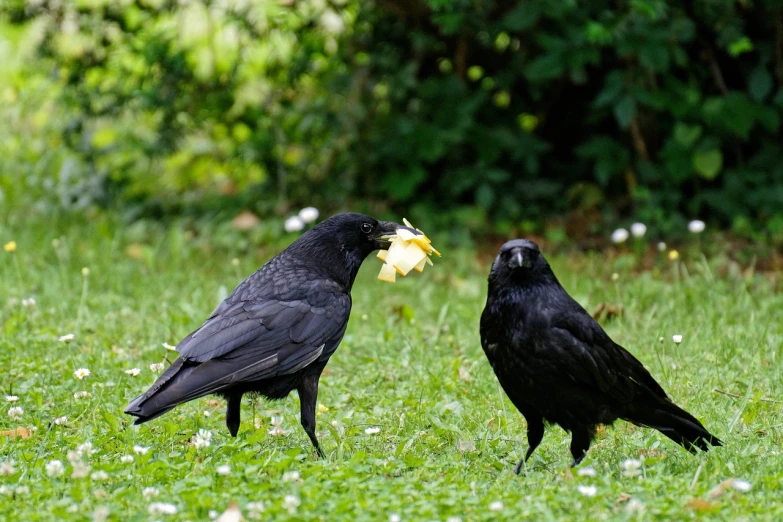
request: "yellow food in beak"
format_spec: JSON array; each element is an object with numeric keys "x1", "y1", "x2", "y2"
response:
[{"x1": 377, "y1": 218, "x2": 440, "y2": 283}]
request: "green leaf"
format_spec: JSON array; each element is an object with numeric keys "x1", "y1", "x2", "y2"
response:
[
  {"x1": 748, "y1": 67, "x2": 773, "y2": 101},
  {"x1": 673, "y1": 123, "x2": 702, "y2": 147},
  {"x1": 692, "y1": 149, "x2": 723, "y2": 179},
  {"x1": 613, "y1": 95, "x2": 636, "y2": 129}
]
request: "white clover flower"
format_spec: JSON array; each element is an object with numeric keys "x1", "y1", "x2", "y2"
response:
[
  {"x1": 120, "y1": 455, "x2": 134, "y2": 464},
  {"x1": 732, "y1": 479, "x2": 752, "y2": 492},
  {"x1": 0, "y1": 459, "x2": 16, "y2": 476},
  {"x1": 45, "y1": 459, "x2": 65, "y2": 477},
  {"x1": 142, "y1": 487, "x2": 160, "y2": 499},
  {"x1": 91, "y1": 470, "x2": 109, "y2": 481},
  {"x1": 246, "y1": 501, "x2": 265, "y2": 520},
  {"x1": 626, "y1": 498, "x2": 645, "y2": 513},
  {"x1": 488, "y1": 500, "x2": 504, "y2": 512},
  {"x1": 298, "y1": 207, "x2": 320, "y2": 224},
  {"x1": 365, "y1": 427, "x2": 381, "y2": 435},
  {"x1": 284, "y1": 216, "x2": 305, "y2": 233},
  {"x1": 389, "y1": 515, "x2": 401, "y2": 522},
  {"x1": 611, "y1": 273, "x2": 619, "y2": 281},
  {"x1": 148, "y1": 502, "x2": 177, "y2": 516},
  {"x1": 282, "y1": 495, "x2": 300, "y2": 514},
  {"x1": 124, "y1": 368, "x2": 141, "y2": 376},
  {"x1": 209, "y1": 510, "x2": 219, "y2": 519},
  {"x1": 688, "y1": 220, "x2": 705, "y2": 233},
  {"x1": 577, "y1": 466, "x2": 596, "y2": 477},
  {"x1": 657, "y1": 241, "x2": 667, "y2": 252},
  {"x1": 611, "y1": 228, "x2": 629, "y2": 244},
  {"x1": 81, "y1": 267, "x2": 90, "y2": 276},
  {"x1": 14, "y1": 485, "x2": 29, "y2": 496},
  {"x1": 216, "y1": 464, "x2": 231, "y2": 476},
  {"x1": 622, "y1": 458, "x2": 642, "y2": 477},
  {"x1": 193, "y1": 429, "x2": 212, "y2": 449},
  {"x1": 630, "y1": 223, "x2": 647, "y2": 238},
  {"x1": 231, "y1": 258, "x2": 240, "y2": 267},
  {"x1": 22, "y1": 298, "x2": 36, "y2": 307},
  {"x1": 5, "y1": 395, "x2": 18, "y2": 402},
  {"x1": 8, "y1": 406, "x2": 23, "y2": 420},
  {"x1": 74, "y1": 368, "x2": 90, "y2": 380},
  {"x1": 59, "y1": 334, "x2": 75, "y2": 343},
  {"x1": 149, "y1": 362, "x2": 164, "y2": 373},
  {"x1": 282, "y1": 471, "x2": 300, "y2": 482},
  {"x1": 74, "y1": 391, "x2": 91, "y2": 399},
  {"x1": 446, "y1": 518, "x2": 462, "y2": 522},
  {"x1": 162, "y1": 342, "x2": 176, "y2": 351},
  {"x1": 203, "y1": 410, "x2": 211, "y2": 417},
  {"x1": 577, "y1": 484, "x2": 597, "y2": 496},
  {"x1": 54, "y1": 416, "x2": 68, "y2": 425},
  {"x1": 71, "y1": 462, "x2": 91, "y2": 479},
  {"x1": 133, "y1": 445, "x2": 150, "y2": 455},
  {"x1": 76, "y1": 442, "x2": 96, "y2": 456},
  {"x1": 320, "y1": 10, "x2": 344, "y2": 34},
  {"x1": 268, "y1": 416, "x2": 286, "y2": 436},
  {"x1": 672, "y1": 335, "x2": 683, "y2": 344}
]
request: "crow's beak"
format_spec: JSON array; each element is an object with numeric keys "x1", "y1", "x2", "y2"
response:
[
  {"x1": 373, "y1": 221, "x2": 402, "y2": 249},
  {"x1": 508, "y1": 249, "x2": 525, "y2": 269}
]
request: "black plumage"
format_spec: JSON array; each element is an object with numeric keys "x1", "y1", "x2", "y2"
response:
[
  {"x1": 480, "y1": 239, "x2": 722, "y2": 472},
  {"x1": 125, "y1": 213, "x2": 400, "y2": 456}
]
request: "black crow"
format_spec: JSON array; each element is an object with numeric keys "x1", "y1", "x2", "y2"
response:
[
  {"x1": 480, "y1": 239, "x2": 722, "y2": 472},
  {"x1": 125, "y1": 213, "x2": 401, "y2": 457}
]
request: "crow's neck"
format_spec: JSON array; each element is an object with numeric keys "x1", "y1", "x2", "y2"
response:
[{"x1": 285, "y1": 238, "x2": 368, "y2": 291}]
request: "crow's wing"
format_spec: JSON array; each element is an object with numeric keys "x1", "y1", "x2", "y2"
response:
[{"x1": 543, "y1": 306, "x2": 667, "y2": 402}]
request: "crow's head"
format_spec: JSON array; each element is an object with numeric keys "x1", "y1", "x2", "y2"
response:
[
  {"x1": 489, "y1": 239, "x2": 555, "y2": 287},
  {"x1": 290, "y1": 212, "x2": 401, "y2": 287}
]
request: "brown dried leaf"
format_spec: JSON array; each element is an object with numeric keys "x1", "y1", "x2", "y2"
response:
[
  {"x1": 0, "y1": 427, "x2": 31, "y2": 439},
  {"x1": 231, "y1": 211, "x2": 260, "y2": 231}
]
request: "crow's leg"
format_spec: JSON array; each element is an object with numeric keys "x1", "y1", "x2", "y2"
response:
[
  {"x1": 514, "y1": 413, "x2": 544, "y2": 475},
  {"x1": 297, "y1": 370, "x2": 325, "y2": 459},
  {"x1": 569, "y1": 427, "x2": 591, "y2": 467},
  {"x1": 225, "y1": 392, "x2": 243, "y2": 437}
]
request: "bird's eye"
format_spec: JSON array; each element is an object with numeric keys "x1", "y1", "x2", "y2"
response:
[{"x1": 360, "y1": 223, "x2": 373, "y2": 234}]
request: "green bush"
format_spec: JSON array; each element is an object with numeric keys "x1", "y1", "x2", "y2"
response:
[{"x1": 2, "y1": 0, "x2": 782, "y2": 241}]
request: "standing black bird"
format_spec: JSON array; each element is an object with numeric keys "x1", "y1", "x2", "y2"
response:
[
  {"x1": 480, "y1": 239, "x2": 722, "y2": 472},
  {"x1": 125, "y1": 213, "x2": 401, "y2": 457}
]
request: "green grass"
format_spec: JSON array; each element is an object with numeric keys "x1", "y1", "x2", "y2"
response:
[{"x1": 1, "y1": 215, "x2": 781, "y2": 520}]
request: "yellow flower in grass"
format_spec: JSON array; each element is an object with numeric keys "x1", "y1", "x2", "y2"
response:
[{"x1": 4, "y1": 241, "x2": 16, "y2": 253}]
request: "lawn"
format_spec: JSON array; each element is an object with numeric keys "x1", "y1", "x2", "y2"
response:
[{"x1": 1, "y1": 215, "x2": 781, "y2": 520}]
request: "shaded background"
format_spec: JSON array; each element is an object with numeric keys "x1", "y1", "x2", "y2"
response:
[{"x1": 1, "y1": 0, "x2": 782, "y2": 246}]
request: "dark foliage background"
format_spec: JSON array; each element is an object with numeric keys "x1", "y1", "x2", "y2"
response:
[{"x1": 2, "y1": 0, "x2": 782, "y2": 243}]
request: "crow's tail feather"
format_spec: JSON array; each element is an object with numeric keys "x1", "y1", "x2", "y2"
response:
[
  {"x1": 627, "y1": 398, "x2": 722, "y2": 452},
  {"x1": 124, "y1": 357, "x2": 198, "y2": 424}
]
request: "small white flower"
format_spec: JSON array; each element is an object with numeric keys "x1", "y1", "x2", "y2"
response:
[
  {"x1": 446, "y1": 518, "x2": 462, "y2": 522},
  {"x1": 268, "y1": 416, "x2": 286, "y2": 436},
  {"x1": 657, "y1": 241, "x2": 667, "y2": 252},
  {"x1": 626, "y1": 498, "x2": 645, "y2": 513},
  {"x1": 76, "y1": 442, "x2": 96, "y2": 456},
  {"x1": 91, "y1": 470, "x2": 109, "y2": 481},
  {"x1": 577, "y1": 484, "x2": 597, "y2": 496},
  {"x1": 732, "y1": 479, "x2": 752, "y2": 492},
  {"x1": 688, "y1": 220, "x2": 705, "y2": 233},
  {"x1": 74, "y1": 391, "x2": 91, "y2": 399},
  {"x1": 54, "y1": 416, "x2": 68, "y2": 425},
  {"x1": 45, "y1": 460, "x2": 65, "y2": 477},
  {"x1": 284, "y1": 216, "x2": 305, "y2": 233},
  {"x1": 0, "y1": 459, "x2": 16, "y2": 476},
  {"x1": 611, "y1": 228, "x2": 629, "y2": 244},
  {"x1": 59, "y1": 334, "x2": 75, "y2": 343},
  {"x1": 282, "y1": 471, "x2": 300, "y2": 482},
  {"x1": 630, "y1": 223, "x2": 647, "y2": 238},
  {"x1": 22, "y1": 297, "x2": 36, "y2": 307},
  {"x1": 246, "y1": 501, "x2": 265, "y2": 519},
  {"x1": 193, "y1": 429, "x2": 212, "y2": 449},
  {"x1": 133, "y1": 445, "x2": 150, "y2": 455},
  {"x1": 5, "y1": 395, "x2": 18, "y2": 402},
  {"x1": 611, "y1": 272, "x2": 619, "y2": 281},
  {"x1": 203, "y1": 410, "x2": 211, "y2": 417},
  {"x1": 124, "y1": 368, "x2": 141, "y2": 376},
  {"x1": 209, "y1": 510, "x2": 219, "y2": 519},
  {"x1": 577, "y1": 466, "x2": 596, "y2": 477},
  {"x1": 282, "y1": 494, "x2": 300, "y2": 513},
  {"x1": 320, "y1": 10, "x2": 344, "y2": 34},
  {"x1": 389, "y1": 515, "x2": 401, "y2": 522},
  {"x1": 120, "y1": 455, "x2": 134, "y2": 464},
  {"x1": 231, "y1": 258, "x2": 240, "y2": 267},
  {"x1": 622, "y1": 458, "x2": 642, "y2": 477},
  {"x1": 71, "y1": 461, "x2": 91, "y2": 479},
  {"x1": 162, "y1": 342, "x2": 176, "y2": 351},
  {"x1": 149, "y1": 362, "x2": 164, "y2": 373},
  {"x1": 672, "y1": 335, "x2": 683, "y2": 344},
  {"x1": 81, "y1": 267, "x2": 90, "y2": 276},
  {"x1": 142, "y1": 487, "x2": 160, "y2": 499},
  {"x1": 489, "y1": 500, "x2": 504, "y2": 511},
  {"x1": 14, "y1": 485, "x2": 29, "y2": 496},
  {"x1": 74, "y1": 368, "x2": 90, "y2": 380},
  {"x1": 216, "y1": 464, "x2": 231, "y2": 476},
  {"x1": 148, "y1": 502, "x2": 177, "y2": 515},
  {"x1": 298, "y1": 207, "x2": 320, "y2": 224},
  {"x1": 365, "y1": 427, "x2": 381, "y2": 435},
  {"x1": 8, "y1": 406, "x2": 23, "y2": 420}
]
